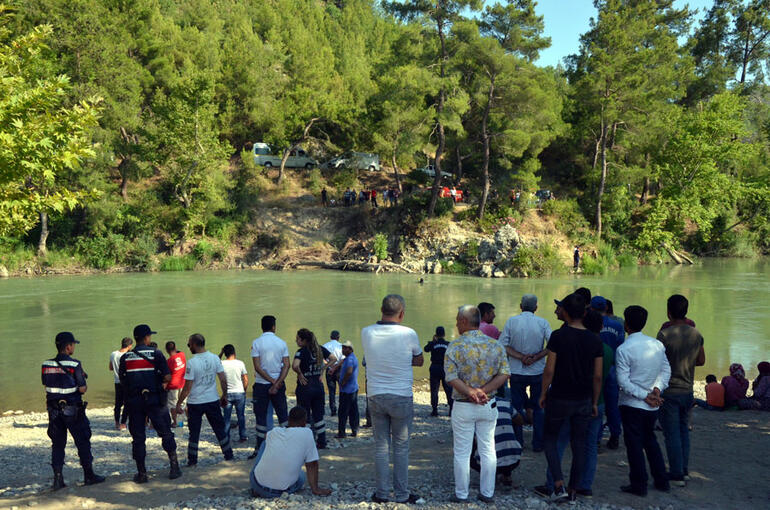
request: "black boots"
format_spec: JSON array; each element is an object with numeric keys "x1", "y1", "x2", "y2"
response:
[
  {"x1": 52, "y1": 469, "x2": 66, "y2": 490},
  {"x1": 168, "y1": 452, "x2": 182, "y2": 480},
  {"x1": 82, "y1": 464, "x2": 105, "y2": 486},
  {"x1": 133, "y1": 460, "x2": 148, "y2": 484}
]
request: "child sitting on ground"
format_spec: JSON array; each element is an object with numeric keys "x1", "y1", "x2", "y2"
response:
[{"x1": 695, "y1": 375, "x2": 724, "y2": 411}]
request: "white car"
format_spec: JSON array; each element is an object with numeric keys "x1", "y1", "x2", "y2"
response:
[
  {"x1": 418, "y1": 165, "x2": 452, "y2": 179},
  {"x1": 252, "y1": 142, "x2": 318, "y2": 169}
]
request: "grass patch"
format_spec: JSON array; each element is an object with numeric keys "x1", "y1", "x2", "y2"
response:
[
  {"x1": 440, "y1": 259, "x2": 468, "y2": 275},
  {"x1": 508, "y1": 243, "x2": 566, "y2": 277},
  {"x1": 159, "y1": 254, "x2": 197, "y2": 271}
]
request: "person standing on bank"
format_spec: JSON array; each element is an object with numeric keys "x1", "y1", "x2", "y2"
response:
[
  {"x1": 478, "y1": 303, "x2": 501, "y2": 340},
  {"x1": 42, "y1": 332, "x2": 105, "y2": 490},
  {"x1": 119, "y1": 324, "x2": 181, "y2": 483},
  {"x1": 424, "y1": 326, "x2": 452, "y2": 416},
  {"x1": 336, "y1": 341, "x2": 360, "y2": 438},
  {"x1": 220, "y1": 344, "x2": 249, "y2": 443},
  {"x1": 615, "y1": 305, "x2": 671, "y2": 497},
  {"x1": 323, "y1": 330, "x2": 344, "y2": 416},
  {"x1": 175, "y1": 333, "x2": 234, "y2": 466},
  {"x1": 108, "y1": 336, "x2": 133, "y2": 430},
  {"x1": 292, "y1": 328, "x2": 334, "y2": 449},
  {"x1": 250, "y1": 315, "x2": 290, "y2": 458},
  {"x1": 445, "y1": 305, "x2": 510, "y2": 504},
  {"x1": 499, "y1": 294, "x2": 551, "y2": 452},
  {"x1": 538, "y1": 294, "x2": 603, "y2": 503},
  {"x1": 362, "y1": 294, "x2": 424, "y2": 504},
  {"x1": 657, "y1": 294, "x2": 705, "y2": 486},
  {"x1": 165, "y1": 341, "x2": 186, "y2": 428}
]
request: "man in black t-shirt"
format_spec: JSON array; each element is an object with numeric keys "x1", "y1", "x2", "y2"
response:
[
  {"x1": 537, "y1": 294, "x2": 603, "y2": 503},
  {"x1": 424, "y1": 326, "x2": 452, "y2": 416}
]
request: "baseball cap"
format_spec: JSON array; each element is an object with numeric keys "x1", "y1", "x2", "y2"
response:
[
  {"x1": 554, "y1": 293, "x2": 586, "y2": 319},
  {"x1": 133, "y1": 324, "x2": 157, "y2": 340},
  {"x1": 435, "y1": 326, "x2": 445, "y2": 336},
  {"x1": 341, "y1": 341, "x2": 353, "y2": 349},
  {"x1": 330, "y1": 330, "x2": 340, "y2": 340},
  {"x1": 590, "y1": 296, "x2": 607, "y2": 311},
  {"x1": 55, "y1": 331, "x2": 80, "y2": 347}
]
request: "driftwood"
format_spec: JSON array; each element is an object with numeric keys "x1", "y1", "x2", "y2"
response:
[
  {"x1": 662, "y1": 244, "x2": 694, "y2": 265},
  {"x1": 280, "y1": 259, "x2": 416, "y2": 274}
]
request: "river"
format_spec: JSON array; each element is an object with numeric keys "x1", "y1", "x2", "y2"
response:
[{"x1": 1, "y1": 258, "x2": 768, "y2": 412}]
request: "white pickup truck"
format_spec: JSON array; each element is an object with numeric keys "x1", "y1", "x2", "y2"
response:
[{"x1": 252, "y1": 142, "x2": 318, "y2": 169}]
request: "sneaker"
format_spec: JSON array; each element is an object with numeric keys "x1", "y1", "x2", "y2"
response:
[
  {"x1": 620, "y1": 485, "x2": 647, "y2": 497},
  {"x1": 607, "y1": 435, "x2": 619, "y2": 450},
  {"x1": 575, "y1": 488, "x2": 593, "y2": 498},
  {"x1": 400, "y1": 493, "x2": 421, "y2": 504},
  {"x1": 654, "y1": 481, "x2": 670, "y2": 492},
  {"x1": 449, "y1": 494, "x2": 468, "y2": 503},
  {"x1": 430, "y1": 409, "x2": 438, "y2": 417},
  {"x1": 186, "y1": 461, "x2": 197, "y2": 468},
  {"x1": 566, "y1": 491, "x2": 578, "y2": 505},
  {"x1": 533, "y1": 485, "x2": 552, "y2": 499},
  {"x1": 133, "y1": 472, "x2": 148, "y2": 484},
  {"x1": 371, "y1": 493, "x2": 388, "y2": 503},
  {"x1": 477, "y1": 493, "x2": 494, "y2": 504},
  {"x1": 551, "y1": 486, "x2": 568, "y2": 502},
  {"x1": 351, "y1": 430, "x2": 358, "y2": 437}
]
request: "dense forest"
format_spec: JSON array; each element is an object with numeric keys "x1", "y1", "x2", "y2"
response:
[{"x1": 1, "y1": 0, "x2": 769, "y2": 273}]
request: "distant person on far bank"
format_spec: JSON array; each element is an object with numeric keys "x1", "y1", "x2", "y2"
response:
[
  {"x1": 250, "y1": 406, "x2": 332, "y2": 498},
  {"x1": 43, "y1": 332, "x2": 105, "y2": 490},
  {"x1": 109, "y1": 336, "x2": 133, "y2": 430},
  {"x1": 424, "y1": 326, "x2": 452, "y2": 416},
  {"x1": 165, "y1": 341, "x2": 186, "y2": 427},
  {"x1": 321, "y1": 188, "x2": 328, "y2": 207},
  {"x1": 616, "y1": 305, "x2": 671, "y2": 497},
  {"x1": 336, "y1": 341, "x2": 360, "y2": 438},
  {"x1": 220, "y1": 344, "x2": 249, "y2": 442},
  {"x1": 499, "y1": 294, "x2": 551, "y2": 452},
  {"x1": 478, "y1": 302, "x2": 501, "y2": 340},
  {"x1": 362, "y1": 294, "x2": 424, "y2": 504},
  {"x1": 573, "y1": 247, "x2": 580, "y2": 271},
  {"x1": 250, "y1": 315, "x2": 290, "y2": 458},
  {"x1": 175, "y1": 333, "x2": 233, "y2": 466},
  {"x1": 657, "y1": 294, "x2": 705, "y2": 487},
  {"x1": 323, "y1": 330, "x2": 344, "y2": 416},
  {"x1": 445, "y1": 305, "x2": 510, "y2": 503}
]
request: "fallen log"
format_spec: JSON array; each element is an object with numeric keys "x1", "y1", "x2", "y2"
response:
[
  {"x1": 284, "y1": 259, "x2": 416, "y2": 274},
  {"x1": 661, "y1": 244, "x2": 694, "y2": 265}
]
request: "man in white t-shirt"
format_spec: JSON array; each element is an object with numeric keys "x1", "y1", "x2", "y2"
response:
[
  {"x1": 250, "y1": 406, "x2": 332, "y2": 498},
  {"x1": 175, "y1": 333, "x2": 233, "y2": 466},
  {"x1": 249, "y1": 315, "x2": 290, "y2": 458},
  {"x1": 108, "y1": 336, "x2": 133, "y2": 430},
  {"x1": 361, "y1": 294, "x2": 424, "y2": 504},
  {"x1": 323, "y1": 330, "x2": 344, "y2": 416},
  {"x1": 498, "y1": 293, "x2": 552, "y2": 452},
  {"x1": 221, "y1": 344, "x2": 249, "y2": 442}
]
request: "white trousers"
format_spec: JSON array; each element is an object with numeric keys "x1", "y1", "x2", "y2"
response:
[{"x1": 451, "y1": 400, "x2": 498, "y2": 498}]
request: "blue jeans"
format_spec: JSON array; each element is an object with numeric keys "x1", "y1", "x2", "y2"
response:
[
  {"x1": 603, "y1": 368, "x2": 621, "y2": 438},
  {"x1": 249, "y1": 442, "x2": 305, "y2": 497},
  {"x1": 660, "y1": 392, "x2": 693, "y2": 478},
  {"x1": 545, "y1": 404, "x2": 604, "y2": 491},
  {"x1": 224, "y1": 392, "x2": 247, "y2": 440},
  {"x1": 369, "y1": 394, "x2": 414, "y2": 502},
  {"x1": 509, "y1": 373, "x2": 544, "y2": 450}
]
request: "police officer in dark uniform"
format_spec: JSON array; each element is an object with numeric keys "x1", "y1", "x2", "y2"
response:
[
  {"x1": 424, "y1": 326, "x2": 453, "y2": 416},
  {"x1": 41, "y1": 332, "x2": 105, "y2": 490},
  {"x1": 118, "y1": 324, "x2": 181, "y2": 483}
]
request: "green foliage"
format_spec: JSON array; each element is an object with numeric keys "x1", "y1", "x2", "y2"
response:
[
  {"x1": 541, "y1": 199, "x2": 591, "y2": 241},
  {"x1": 329, "y1": 168, "x2": 359, "y2": 194},
  {"x1": 440, "y1": 259, "x2": 468, "y2": 274},
  {"x1": 75, "y1": 233, "x2": 157, "y2": 269},
  {"x1": 159, "y1": 255, "x2": 198, "y2": 272},
  {"x1": 402, "y1": 193, "x2": 454, "y2": 223},
  {"x1": 372, "y1": 233, "x2": 388, "y2": 260},
  {"x1": 307, "y1": 169, "x2": 325, "y2": 195},
  {"x1": 509, "y1": 243, "x2": 565, "y2": 277}
]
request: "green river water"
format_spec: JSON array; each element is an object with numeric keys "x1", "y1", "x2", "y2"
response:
[{"x1": 1, "y1": 258, "x2": 768, "y2": 412}]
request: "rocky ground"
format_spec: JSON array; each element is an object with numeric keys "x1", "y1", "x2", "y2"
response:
[{"x1": 1, "y1": 386, "x2": 768, "y2": 510}]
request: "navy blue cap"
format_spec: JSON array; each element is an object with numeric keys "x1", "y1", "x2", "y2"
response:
[
  {"x1": 55, "y1": 331, "x2": 80, "y2": 346},
  {"x1": 133, "y1": 324, "x2": 157, "y2": 340},
  {"x1": 590, "y1": 296, "x2": 608, "y2": 311}
]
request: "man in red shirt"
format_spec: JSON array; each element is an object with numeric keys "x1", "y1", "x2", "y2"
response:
[{"x1": 166, "y1": 341, "x2": 187, "y2": 427}]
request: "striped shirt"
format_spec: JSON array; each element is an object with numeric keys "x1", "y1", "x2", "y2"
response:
[
  {"x1": 41, "y1": 355, "x2": 85, "y2": 404},
  {"x1": 119, "y1": 345, "x2": 170, "y2": 397}
]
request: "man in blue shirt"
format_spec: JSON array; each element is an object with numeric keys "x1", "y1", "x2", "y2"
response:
[
  {"x1": 590, "y1": 296, "x2": 625, "y2": 449},
  {"x1": 336, "y1": 341, "x2": 359, "y2": 438}
]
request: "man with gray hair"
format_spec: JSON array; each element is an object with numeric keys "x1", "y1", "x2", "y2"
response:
[
  {"x1": 499, "y1": 294, "x2": 552, "y2": 452},
  {"x1": 445, "y1": 305, "x2": 510, "y2": 503},
  {"x1": 361, "y1": 294, "x2": 424, "y2": 504}
]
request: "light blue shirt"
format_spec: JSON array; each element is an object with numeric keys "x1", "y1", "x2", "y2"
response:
[{"x1": 499, "y1": 311, "x2": 552, "y2": 376}]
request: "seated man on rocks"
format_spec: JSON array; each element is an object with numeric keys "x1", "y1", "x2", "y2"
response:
[{"x1": 250, "y1": 406, "x2": 332, "y2": 498}]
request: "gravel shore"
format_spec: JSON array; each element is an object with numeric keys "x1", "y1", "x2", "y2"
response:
[{"x1": 2, "y1": 384, "x2": 767, "y2": 510}]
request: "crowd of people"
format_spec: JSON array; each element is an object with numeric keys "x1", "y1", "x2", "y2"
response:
[
  {"x1": 322, "y1": 187, "x2": 400, "y2": 208},
  {"x1": 40, "y1": 289, "x2": 768, "y2": 504}
]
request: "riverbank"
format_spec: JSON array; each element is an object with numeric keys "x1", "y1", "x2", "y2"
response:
[{"x1": 2, "y1": 386, "x2": 768, "y2": 510}]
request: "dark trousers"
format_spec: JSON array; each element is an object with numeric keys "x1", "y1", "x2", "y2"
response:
[
  {"x1": 429, "y1": 364, "x2": 452, "y2": 412},
  {"x1": 296, "y1": 381, "x2": 327, "y2": 447},
  {"x1": 325, "y1": 371, "x2": 338, "y2": 414},
  {"x1": 620, "y1": 405, "x2": 668, "y2": 491},
  {"x1": 543, "y1": 397, "x2": 591, "y2": 488},
  {"x1": 187, "y1": 400, "x2": 232, "y2": 464},
  {"x1": 127, "y1": 399, "x2": 176, "y2": 465},
  {"x1": 253, "y1": 382, "x2": 288, "y2": 448},
  {"x1": 603, "y1": 369, "x2": 622, "y2": 437},
  {"x1": 338, "y1": 390, "x2": 360, "y2": 435},
  {"x1": 114, "y1": 383, "x2": 128, "y2": 424},
  {"x1": 47, "y1": 405, "x2": 93, "y2": 469}
]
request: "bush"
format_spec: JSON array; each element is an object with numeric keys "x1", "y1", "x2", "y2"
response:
[
  {"x1": 405, "y1": 169, "x2": 432, "y2": 186},
  {"x1": 329, "y1": 168, "x2": 359, "y2": 194},
  {"x1": 580, "y1": 255, "x2": 608, "y2": 275},
  {"x1": 192, "y1": 240, "x2": 216, "y2": 263},
  {"x1": 440, "y1": 259, "x2": 467, "y2": 274},
  {"x1": 542, "y1": 199, "x2": 591, "y2": 241},
  {"x1": 158, "y1": 254, "x2": 197, "y2": 271},
  {"x1": 402, "y1": 192, "x2": 454, "y2": 222},
  {"x1": 75, "y1": 233, "x2": 133, "y2": 269},
  {"x1": 0, "y1": 238, "x2": 35, "y2": 271},
  {"x1": 616, "y1": 252, "x2": 638, "y2": 267},
  {"x1": 509, "y1": 243, "x2": 566, "y2": 277},
  {"x1": 307, "y1": 168, "x2": 325, "y2": 195},
  {"x1": 373, "y1": 233, "x2": 388, "y2": 260}
]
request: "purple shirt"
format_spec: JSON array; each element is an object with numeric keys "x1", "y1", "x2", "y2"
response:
[
  {"x1": 721, "y1": 375, "x2": 748, "y2": 404},
  {"x1": 479, "y1": 322, "x2": 500, "y2": 340}
]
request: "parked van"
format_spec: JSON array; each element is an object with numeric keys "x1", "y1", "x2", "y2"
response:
[
  {"x1": 324, "y1": 151, "x2": 381, "y2": 172},
  {"x1": 252, "y1": 142, "x2": 318, "y2": 169}
]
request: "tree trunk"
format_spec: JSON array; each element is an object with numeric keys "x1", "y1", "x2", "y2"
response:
[
  {"x1": 278, "y1": 118, "x2": 320, "y2": 183},
  {"x1": 120, "y1": 172, "x2": 129, "y2": 201},
  {"x1": 428, "y1": 17, "x2": 447, "y2": 218},
  {"x1": 640, "y1": 176, "x2": 650, "y2": 205},
  {"x1": 740, "y1": 35, "x2": 749, "y2": 84},
  {"x1": 391, "y1": 152, "x2": 402, "y2": 193},
  {"x1": 37, "y1": 211, "x2": 49, "y2": 257},
  {"x1": 595, "y1": 120, "x2": 608, "y2": 240},
  {"x1": 278, "y1": 147, "x2": 290, "y2": 183},
  {"x1": 477, "y1": 76, "x2": 495, "y2": 221},
  {"x1": 456, "y1": 146, "x2": 464, "y2": 180}
]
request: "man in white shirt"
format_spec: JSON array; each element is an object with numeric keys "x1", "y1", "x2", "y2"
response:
[
  {"x1": 323, "y1": 330, "x2": 344, "y2": 416},
  {"x1": 221, "y1": 344, "x2": 249, "y2": 442},
  {"x1": 249, "y1": 315, "x2": 290, "y2": 458},
  {"x1": 108, "y1": 336, "x2": 132, "y2": 430},
  {"x1": 250, "y1": 406, "x2": 332, "y2": 498},
  {"x1": 362, "y1": 294, "x2": 424, "y2": 504},
  {"x1": 615, "y1": 305, "x2": 671, "y2": 497},
  {"x1": 175, "y1": 333, "x2": 233, "y2": 466},
  {"x1": 498, "y1": 294, "x2": 551, "y2": 451}
]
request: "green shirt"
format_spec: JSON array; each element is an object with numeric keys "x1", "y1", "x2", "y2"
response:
[{"x1": 599, "y1": 342, "x2": 614, "y2": 406}]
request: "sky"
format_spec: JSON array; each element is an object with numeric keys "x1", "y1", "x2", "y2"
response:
[{"x1": 533, "y1": 0, "x2": 717, "y2": 68}]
